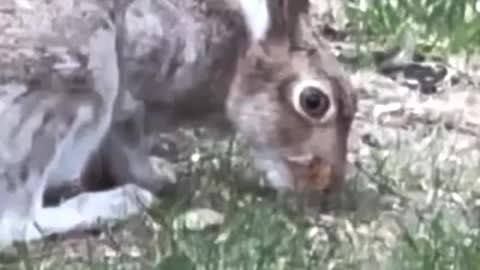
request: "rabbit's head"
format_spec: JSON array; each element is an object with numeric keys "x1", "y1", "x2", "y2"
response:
[{"x1": 227, "y1": 0, "x2": 357, "y2": 192}]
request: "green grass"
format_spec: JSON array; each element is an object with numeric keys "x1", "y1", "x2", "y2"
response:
[
  {"x1": 391, "y1": 213, "x2": 480, "y2": 270},
  {"x1": 345, "y1": 0, "x2": 480, "y2": 63}
]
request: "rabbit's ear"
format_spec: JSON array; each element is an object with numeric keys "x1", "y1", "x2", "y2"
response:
[
  {"x1": 281, "y1": 0, "x2": 309, "y2": 43},
  {"x1": 239, "y1": 0, "x2": 309, "y2": 45},
  {"x1": 238, "y1": 0, "x2": 271, "y2": 42}
]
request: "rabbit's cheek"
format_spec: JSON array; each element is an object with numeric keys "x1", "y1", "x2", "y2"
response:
[{"x1": 251, "y1": 151, "x2": 295, "y2": 190}]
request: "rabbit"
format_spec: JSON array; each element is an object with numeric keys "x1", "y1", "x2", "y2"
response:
[
  {"x1": 0, "y1": 0, "x2": 357, "y2": 249},
  {"x1": 85, "y1": 0, "x2": 357, "y2": 194},
  {"x1": 0, "y1": 1, "x2": 153, "y2": 249}
]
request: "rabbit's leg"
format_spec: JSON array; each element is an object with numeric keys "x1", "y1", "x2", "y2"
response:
[
  {"x1": 0, "y1": 104, "x2": 96, "y2": 248},
  {"x1": 0, "y1": 174, "x2": 47, "y2": 249},
  {"x1": 2, "y1": 184, "x2": 154, "y2": 244},
  {"x1": 0, "y1": 22, "x2": 119, "y2": 250},
  {"x1": 81, "y1": 109, "x2": 177, "y2": 194},
  {"x1": 30, "y1": 23, "x2": 127, "y2": 239},
  {"x1": 0, "y1": 95, "x2": 99, "y2": 248},
  {"x1": 103, "y1": 117, "x2": 177, "y2": 192},
  {"x1": 31, "y1": 184, "x2": 155, "y2": 240}
]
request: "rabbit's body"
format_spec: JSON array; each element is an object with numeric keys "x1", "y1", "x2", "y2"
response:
[
  {"x1": 0, "y1": 0, "x2": 357, "y2": 249},
  {"x1": 79, "y1": 0, "x2": 247, "y2": 193},
  {"x1": 120, "y1": 1, "x2": 239, "y2": 104},
  {"x1": 115, "y1": 0, "x2": 243, "y2": 128},
  {"x1": 0, "y1": 0, "x2": 240, "y2": 247}
]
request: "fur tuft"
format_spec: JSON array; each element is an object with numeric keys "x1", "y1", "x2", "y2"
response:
[{"x1": 238, "y1": 0, "x2": 270, "y2": 41}]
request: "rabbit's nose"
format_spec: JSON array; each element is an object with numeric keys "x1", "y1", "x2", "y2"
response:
[{"x1": 287, "y1": 155, "x2": 333, "y2": 191}]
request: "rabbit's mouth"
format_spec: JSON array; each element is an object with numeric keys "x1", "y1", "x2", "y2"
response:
[
  {"x1": 286, "y1": 155, "x2": 333, "y2": 192},
  {"x1": 253, "y1": 151, "x2": 334, "y2": 192}
]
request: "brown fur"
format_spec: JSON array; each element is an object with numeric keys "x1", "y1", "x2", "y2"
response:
[{"x1": 226, "y1": 0, "x2": 357, "y2": 192}]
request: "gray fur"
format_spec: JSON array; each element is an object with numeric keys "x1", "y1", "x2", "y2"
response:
[
  {"x1": 0, "y1": 0, "x2": 244, "y2": 248},
  {"x1": 0, "y1": 1, "x2": 119, "y2": 247}
]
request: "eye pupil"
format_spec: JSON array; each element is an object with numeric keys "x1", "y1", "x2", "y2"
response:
[
  {"x1": 304, "y1": 91, "x2": 321, "y2": 109},
  {"x1": 300, "y1": 86, "x2": 329, "y2": 117}
]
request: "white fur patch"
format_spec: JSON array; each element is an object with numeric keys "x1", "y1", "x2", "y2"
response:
[
  {"x1": 238, "y1": 0, "x2": 270, "y2": 41},
  {"x1": 253, "y1": 151, "x2": 293, "y2": 190}
]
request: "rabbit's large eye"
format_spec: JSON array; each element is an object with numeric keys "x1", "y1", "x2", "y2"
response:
[{"x1": 299, "y1": 86, "x2": 330, "y2": 118}]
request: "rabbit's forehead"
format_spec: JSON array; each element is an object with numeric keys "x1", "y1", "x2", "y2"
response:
[{"x1": 290, "y1": 55, "x2": 336, "y2": 91}]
